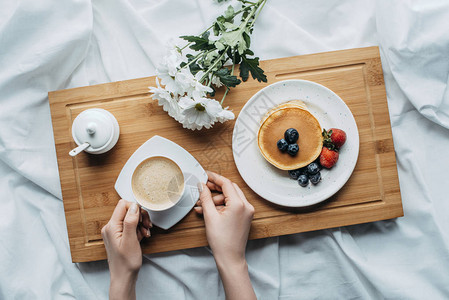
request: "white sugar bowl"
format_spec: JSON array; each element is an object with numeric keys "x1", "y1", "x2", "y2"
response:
[{"x1": 69, "y1": 108, "x2": 120, "y2": 156}]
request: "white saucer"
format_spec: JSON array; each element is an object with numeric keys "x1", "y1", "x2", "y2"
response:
[
  {"x1": 115, "y1": 135, "x2": 208, "y2": 229},
  {"x1": 232, "y1": 79, "x2": 359, "y2": 207}
]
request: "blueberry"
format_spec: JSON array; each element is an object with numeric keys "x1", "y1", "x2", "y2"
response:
[
  {"x1": 288, "y1": 169, "x2": 302, "y2": 180},
  {"x1": 298, "y1": 167, "x2": 308, "y2": 176},
  {"x1": 309, "y1": 171, "x2": 321, "y2": 185},
  {"x1": 298, "y1": 174, "x2": 309, "y2": 187},
  {"x1": 287, "y1": 143, "x2": 299, "y2": 156},
  {"x1": 277, "y1": 139, "x2": 289, "y2": 152},
  {"x1": 307, "y1": 162, "x2": 320, "y2": 175},
  {"x1": 284, "y1": 128, "x2": 299, "y2": 144}
]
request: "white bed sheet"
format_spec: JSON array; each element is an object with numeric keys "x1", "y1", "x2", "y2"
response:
[{"x1": 1, "y1": 0, "x2": 449, "y2": 299}]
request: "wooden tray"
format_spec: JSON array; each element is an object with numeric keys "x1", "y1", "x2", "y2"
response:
[{"x1": 49, "y1": 46, "x2": 403, "y2": 263}]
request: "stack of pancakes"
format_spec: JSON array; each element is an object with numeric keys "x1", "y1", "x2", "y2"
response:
[{"x1": 257, "y1": 100, "x2": 323, "y2": 170}]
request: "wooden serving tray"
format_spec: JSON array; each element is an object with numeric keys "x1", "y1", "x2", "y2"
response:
[{"x1": 49, "y1": 46, "x2": 403, "y2": 263}]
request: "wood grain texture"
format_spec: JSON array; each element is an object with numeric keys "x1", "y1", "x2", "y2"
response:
[{"x1": 48, "y1": 46, "x2": 403, "y2": 263}]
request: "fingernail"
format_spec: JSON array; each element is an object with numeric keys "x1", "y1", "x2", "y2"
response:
[
  {"x1": 149, "y1": 222, "x2": 153, "y2": 228},
  {"x1": 130, "y1": 203, "x2": 138, "y2": 214},
  {"x1": 147, "y1": 228, "x2": 151, "y2": 237}
]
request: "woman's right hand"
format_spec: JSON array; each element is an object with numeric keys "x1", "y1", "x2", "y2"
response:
[
  {"x1": 194, "y1": 171, "x2": 256, "y2": 300},
  {"x1": 195, "y1": 171, "x2": 255, "y2": 265}
]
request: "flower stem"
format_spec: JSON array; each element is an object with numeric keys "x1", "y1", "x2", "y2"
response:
[
  {"x1": 220, "y1": 87, "x2": 230, "y2": 105},
  {"x1": 221, "y1": 52, "x2": 237, "y2": 105},
  {"x1": 181, "y1": 49, "x2": 214, "y2": 70},
  {"x1": 233, "y1": 4, "x2": 255, "y2": 16},
  {"x1": 250, "y1": 0, "x2": 267, "y2": 27},
  {"x1": 200, "y1": 46, "x2": 230, "y2": 82}
]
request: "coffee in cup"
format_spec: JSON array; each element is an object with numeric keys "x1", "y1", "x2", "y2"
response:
[{"x1": 131, "y1": 156, "x2": 185, "y2": 211}]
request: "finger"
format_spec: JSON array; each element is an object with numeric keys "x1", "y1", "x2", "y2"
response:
[
  {"x1": 212, "y1": 194, "x2": 225, "y2": 205},
  {"x1": 206, "y1": 171, "x2": 226, "y2": 187},
  {"x1": 206, "y1": 181, "x2": 222, "y2": 192},
  {"x1": 194, "y1": 205, "x2": 225, "y2": 214},
  {"x1": 138, "y1": 224, "x2": 150, "y2": 241},
  {"x1": 101, "y1": 224, "x2": 108, "y2": 241},
  {"x1": 140, "y1": 208, "x2": 152, "y2": 229},
  {"x1": 110, "y1": 199, "x2": 128, "y2": 224},
  {"x1": 232, "y1": 183, "x2": 250, "y2": 205},
  {"x1": 137, "y1": 227, "x2": 144, "y2": 241},
  {"x1": 196, "y1": 194, "x2": 225, "y2": 207},
  {"x1": 199, "y1": 183, "x2": 218, "y2": 218},
  {"x1": 122, "y1": 203, "x2": 140, "y2": 242},
  {"x1": 206, "y1": 171, "x2": 240, "y2": 201}
]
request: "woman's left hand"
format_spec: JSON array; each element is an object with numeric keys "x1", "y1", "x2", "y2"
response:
[{"x1": 101, "y1": 199, "x2": 152, "y2": 300}]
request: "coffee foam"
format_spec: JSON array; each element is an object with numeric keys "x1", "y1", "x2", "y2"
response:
[{"x1": 131, "y1": 156, "x2": 184, "y2": 210}]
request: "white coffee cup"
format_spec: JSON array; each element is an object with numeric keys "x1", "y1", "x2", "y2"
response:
[{"x1": 131, "y1": 155, "x2": 186, "y2": 212}]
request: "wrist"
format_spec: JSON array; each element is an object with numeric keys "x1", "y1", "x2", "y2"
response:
[
  {"x1": 215, "y1": 255, "x2": 248, "y2": 275},
  {"x1": 109, "y1": 271, "x2": 138, "y2": 300},
  {"x1": 214, "y1": 256, "x2": 256, "y2": 300}
]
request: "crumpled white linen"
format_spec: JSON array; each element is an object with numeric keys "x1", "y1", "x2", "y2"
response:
[{"x1": 1, "y1": 0, "x2": 449, "y2": 299}]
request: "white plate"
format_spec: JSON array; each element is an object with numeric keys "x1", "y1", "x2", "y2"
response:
[
  {"x1": 232, "y1": 79, "x2": 359, "y2": 207},
  {"x1": 115, "y1": 135, "x2": 207, "y2": 229}
]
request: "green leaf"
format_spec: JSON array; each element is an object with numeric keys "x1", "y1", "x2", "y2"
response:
[
  {"x1": 223, "y1": 22, "x2": 238, "y2": 31},
  {"x1": 202, "y1": 31, "x2": 210, "y2": 40},
  {"x1": 205, "y1": 51, "x2": 219, "y2": 65},
  {"x1": 241, "y1": 9, "x2": 249, "y2": 22},
  {"x1": 215, "y1": 68, "x2": 241, "y2": 87},
  {"x1": 220, "y1": 29, "x2": 248, "y2": 54},
  {"x1": 180, "y1": 35, "x2": 215, "y2": 51},
  {"x1": 213, "y1": 22, "x2": 221, "y2": 36},
  {"x1": 227, "y1": 48, "x2": 241, "y2": 64},
  {"x1": 189, "y1": 62, "x2": 202, "y2": 75},
  {"x1": 243, "y1": 31, "x2": 251, "y2": 48},
  {"x1": 214, "y1": 41, "x2": 225, "y2": 51},
  {"x1": 244, "y1": 49, "x2": 254, "y2": 56},
  {"x1": 239, "y1": 56, "x2": 267, "y2": 82},
  {"x1": 220, "y1": 30, "x2": 243, "y2": 47},
  {"x1": 185, "y1": 55, "x2": 202, "y2": 75},
  {"x1": 216, "y1": 15, "x2": 226, "y2": 24},
  {"x1": 224, "y1": 5, "x2": 235, "y2": 20}
]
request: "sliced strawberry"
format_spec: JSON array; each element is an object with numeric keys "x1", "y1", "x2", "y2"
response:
[
  {"x1": 319, "y1": 147, "x2": 339, "y2": 169},
  {"x1": 329, "y1": 128, "x2": 347, "y2": 149}
]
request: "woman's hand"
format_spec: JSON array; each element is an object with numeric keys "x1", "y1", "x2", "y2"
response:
[
  {"x1": 101, "y1": 199, "x2": 152, "y2": 300},
  {"x1": 195, "y1": 171, "x2": 256, "y2": 300}
]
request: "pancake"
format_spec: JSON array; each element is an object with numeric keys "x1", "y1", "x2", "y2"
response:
[
  {"x1": 260, "y1": 100, "x2": 308, "y2": 123},
  {"x1": 257, "y1": 101, "x2": 323, "y2": 170}
]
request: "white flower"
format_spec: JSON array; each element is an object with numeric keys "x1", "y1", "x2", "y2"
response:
[
  {"x1": 150, "y1": 42, "x2": 235, "y2": 130},
  {"x1": 149, "y1": 78, "x2": 183, "y2": 121},
  {"x1": 156, "y1": 48, "x2": 185, "y2": 95},
  {"x1": 178, "y1": 95, "x2": 230, "y2": 130},
  {"x1": 216, "y1": 106, "x2": 235, "y2": 123},
  {"x1": 186, "y1": 71, "x2": 214, "y2": 99},
  {"x1": 210, "y1": 74, "x2": 223, "y2": 88},
  {"x1": 175, "y1": 68, "x2": 195, "y2": 91}
]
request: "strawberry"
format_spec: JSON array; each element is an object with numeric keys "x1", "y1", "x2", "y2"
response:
[
  {"x1": 329, "y1": 128, "x2": 346, "y2": 149},
  {"x1": 319, "y1": 147, "x2": 339, "y2": 169},
  {"x1": 322, "y1": 128, "x2": 346, "y2": 150}
]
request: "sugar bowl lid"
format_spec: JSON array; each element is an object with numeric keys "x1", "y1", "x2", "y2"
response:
[{"x1": 71, "y1": 108, "x2": 120, "y2": 155}]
